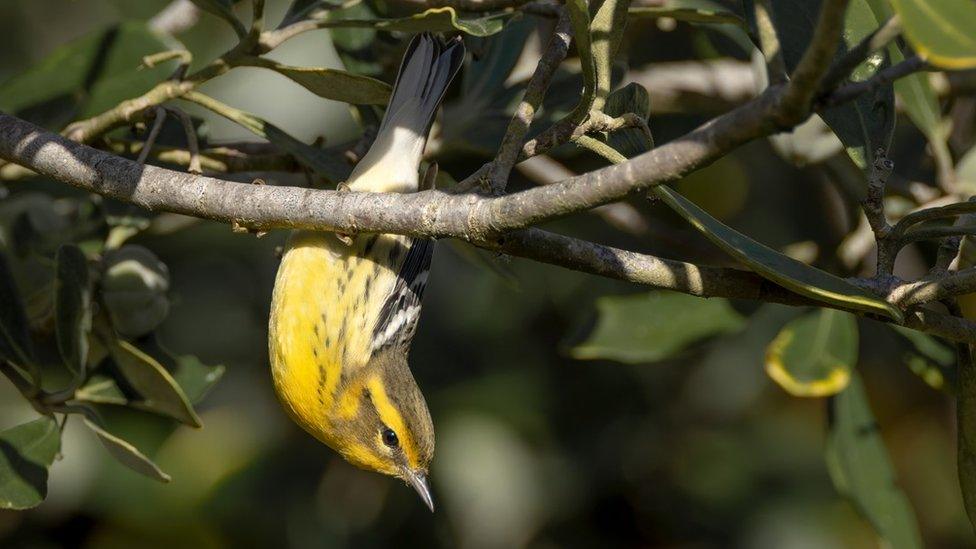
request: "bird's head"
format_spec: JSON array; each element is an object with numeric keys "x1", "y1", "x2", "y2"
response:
[{"x1": 326, "y1": 350, "x2": 435, "y2": 510}]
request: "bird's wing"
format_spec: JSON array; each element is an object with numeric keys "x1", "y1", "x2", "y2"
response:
[{"x1": 370, "y1": 236, "x2": 434, "y2": 353}]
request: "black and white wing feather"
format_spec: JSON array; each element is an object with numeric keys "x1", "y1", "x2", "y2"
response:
[{"x1": 371, "y1": 238, "x2": 434, "y2": 353}]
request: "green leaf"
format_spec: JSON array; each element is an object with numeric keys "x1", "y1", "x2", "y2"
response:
[
  {"x1": 167, "y1": 354, "x2": 225, "y2": 404},
  {"x1": 890, "y1": 0, "x2": 976, "y2": 69},
  {"x1": 957, "y1": 144, "x2": 976, "y2": 196},
  {"x1": 328, "y1": 3, "x2": 381, "y2": 77},
  {"x1": 889, "y1": 314, "x2": 954, "y2": 394},
  {"x1": 771, "y1": 0, "x2": 895, "y2": 168},
  {"x1": 653, "y1": 186, "x2": 903, "y2": 321},
  {"x1": 100, "y1": 245, "x2": 170, "y2": 338},
  {"x1": 602, "y1": 83, "x2": 653, "y2": 158},
  {"x1": 0, "y1": 251, "x2": 34, "y2": 368},
  {"x1": 183, "y1": 91, "x2": 350, "y2": 183},
  {"x1": 765, "y1": 309, "x2": 857, "y2": 397},
  {"x1": 139, "y1": 336, "x2": 224, "y2": 404},
  {"x1": 627, "y1": 0, "x2": 747, "y2": 27},
  {"x1": 78, "y1": 338, "x2": 223, "y2": 407},
  {"x1": 54, "y1": 245, "x2": 92, "y2": 379},
  {"x1": 0, "y1": 22, "x2": 183, "y2": 127},
  {"x1": 187, "y1": 0, "x2": 247, "y2": 37},
  {"x1": 0, "y1": 417, "x2": 61, "y2": 510},
  {"x1": 442, "y1": 17, "x2": 534, "y2": 156},
  {"x1": 75, "y1": 374, "x2": 129, "y2": 405},
  {"x1": 77, "y1": 360, "x2": 222, "y2": 407},
  {"x1": 107, "y1": 339, "x2": 203, "y2": 427},
  {"x1": 279, "y1": 0, "x2": 341, "y2": 28},
  {"x1": 959, "y1": 346, "x2": 976, "y2": 532},
  {"x1": 826, "y1": 373, "x2": 922, "y2": 548},
  {"x1": 461, "y1": 16, "x2": 532, "y2": 99},
  {"x1": 864, "y1": 0, "x2": 952, "y2": 187},
  {"x1": 235, "y1": 56, "x2": 390, "y2": 105},
  {"x1": 82, "y1": 417, "x2": 170, "y2": 483},
  {"x1": 329, "y1": 7, "x2": 510, "y2": 37},
  {"x1": 567, "y1": 291, "x2": 745, "y2": 363}
]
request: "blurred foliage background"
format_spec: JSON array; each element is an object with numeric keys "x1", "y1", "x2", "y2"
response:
[{"x1": 1, "y1": 0, "x2": 974, "y2": 547}]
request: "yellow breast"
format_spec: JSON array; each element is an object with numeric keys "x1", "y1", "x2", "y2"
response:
[{"x1": 267, "y1": 231, "x2": 406, "y2": 444}]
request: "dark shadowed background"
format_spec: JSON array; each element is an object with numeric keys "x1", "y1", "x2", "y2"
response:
[{"x1": 0, "y1": 0, "x2": 972, "y2": 547}]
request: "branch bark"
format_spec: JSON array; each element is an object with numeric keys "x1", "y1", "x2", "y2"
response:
[{"x1": 4, "y1": 113, "x2": 976, "y2": 341}]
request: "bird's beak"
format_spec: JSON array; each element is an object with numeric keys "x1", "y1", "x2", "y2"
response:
[{"x1": 407, "y1": 470, "x2": 435, "y2": 512}]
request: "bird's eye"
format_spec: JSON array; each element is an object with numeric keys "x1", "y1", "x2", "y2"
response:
[{"x1": 381, "y1": 428, "x2": 399, "y2": 447}]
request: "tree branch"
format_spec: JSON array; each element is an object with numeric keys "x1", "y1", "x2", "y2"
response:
[{"x1": 5, "y1": 113, "x2": 976, "y2": 341}]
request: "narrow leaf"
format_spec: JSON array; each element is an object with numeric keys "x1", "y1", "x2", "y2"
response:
[
  {"x1": 0, "y1": 417, "x2": 61, "y2": 510},
  {"x1": 959, "y1": 345, "x2": 976, "y2": 533},
  {"x1": 0, "y1": 23, "x2": 184, "y2": 125},
  {"x1": 182, "y1": 91, "x2": 350, "y2": 183},
  {"x1": 139, "y1": 336, "x2": 224, "y2": 404},
  {"x1": 0, "y1": 251, "x2": 34, "y2": 368},
  {"x1": 235, "y1": 56, "x2": 390, "y2": 105},
  {"x1": 279, "y1": 0, "x2": 341, "y2": 28},
  {"x1": 108, "y1": 339, "x2": 203, "y2": 427},
  {"x1": 957, "y1": 144, "x2": 976, "y2": 196},
  {"x1": 893, "y1": 324, "x2": 956, "y2": 391},
  {"x1": 75, "y1": 374, "x2": 128, "y2": 405},
  {"x1": 890, "y1": 0, "x2": 976, "y2": 69},
  {"x1": 654, "y1": 185, "x2": 903, "y2": 321},
  {"x1": 771, "y1": 0, "x2": 895, "y2": 168},
  {"x1": 54, "y1": 245, "x2": 92, "y2": 378},
  {"x1": 602, "y1": 83, "x2": 653, "y2": 158},
  {"x1": 765, "y1": 309, "x2": 857, "y2": 397},
  {"x1": 826, "y1": 373, "x2": 922, "y2": 547},
  {"x1": 187, "y1": 0, "x2": 247, "y2": 37},
  {"x1": 864, "y1": 0, "x2": 953, "y2": 188},
  {"x1": 83, "y1": 417, "x2": 171, "y2": 483},
  {"x1": 567, "y1": 291, "x2": 745, "y2": 363}
]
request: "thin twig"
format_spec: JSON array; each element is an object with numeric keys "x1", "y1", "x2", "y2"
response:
[
  {"x1": 487, "y1": 9, "x2": 573, "y2": 194},
  {"x1": 933, "y1": 235, "x2": 964, "y2": 274},
  {"x1": 135, "y1": 107, "x2": 167, "y2": 166},
  {"x1": 890, "y1": 198, "x2": 976, "y2": 241},
  {"x1": 819, "y1": 15, "x2": 902, "y2": 93},
  {"x1": 822, "y1": 56, "x2": 930, "y2": 108},
  {"x1": 166, "y1": 107, "x2": 202, "y2": 174},
  {"x1": 778, "y1": 0, "x2": 850, "y2": 123},
  {"x1": 461, "y1": 111, "x2": 652, "y2": 190}
]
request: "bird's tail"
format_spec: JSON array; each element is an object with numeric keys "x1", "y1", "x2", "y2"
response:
[{"x1": 346, "y1": 33, "x2": 465, "y2": 193}]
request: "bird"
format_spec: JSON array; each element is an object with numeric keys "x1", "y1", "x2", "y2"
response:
[{"x1": 268, "y1": 33, "x2": 465, "y2": 512}]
